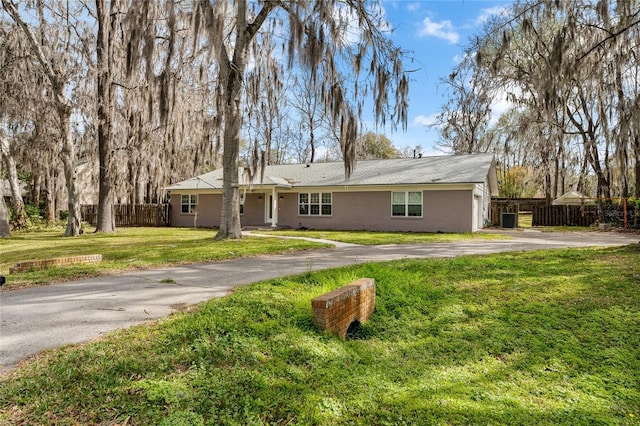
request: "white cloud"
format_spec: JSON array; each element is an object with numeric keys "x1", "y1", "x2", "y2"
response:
[
  {"x1": 453, "y1": 51, "x2": 476, "y2": 66},
  {"x1": 407, "y1": 3, "x2": 421, "y2": 12},
  {"x1": 475, "y1": 6, "x2": 510, "y2": 25},
  {"x1": 334, "y1": 3, "x2": 390, "y2": 46},
  {"x1": 418, "y1": 17, "x2": 459, "y2": 44},
  {"x1": 412, "y1": 114, "x2": 439, "y2": 127}
]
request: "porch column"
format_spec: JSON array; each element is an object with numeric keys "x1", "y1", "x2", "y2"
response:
[{"x1": 271, "y1": 187, "x2": 278, "y2": 228}]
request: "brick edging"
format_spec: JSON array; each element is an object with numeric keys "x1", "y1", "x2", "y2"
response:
[{"x1": 9, "y1": 254, "x2": 103, "y2": 273}]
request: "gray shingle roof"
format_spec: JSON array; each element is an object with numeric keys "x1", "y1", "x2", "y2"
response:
[{"x1": 167, "y1": 153, "x2": 495, "y2": 191}]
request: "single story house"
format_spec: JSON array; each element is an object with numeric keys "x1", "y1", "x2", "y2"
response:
[{"x1": 166, "y1": 153, "x2": 499, "y2": 233}]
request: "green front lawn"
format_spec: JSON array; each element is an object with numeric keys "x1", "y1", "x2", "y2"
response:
[
  {"x1": 2, "y1": 246, "x2": 638, "y2": 425},
  {"x1": 259, "y1": 229, "x2": 509, "y2": 245},
  {"x1": 0, "y1": 227, "x2": 328, "y2": 289}
]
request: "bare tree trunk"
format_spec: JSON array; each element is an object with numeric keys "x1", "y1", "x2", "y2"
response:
[
  {"x1": 591, "y1": 143, "x2": 612, "y2": 201},
  {"x1": 0, "y1": 187, "x2": 10, "y2": 237},
  {"x1": 135, "y1": 164, "x2": 145, "y2": 204},
  {"x1": 44, "y1": 166, "x2": 56, "y2": 223},
  {"x1": 215, "y1": 0, "x2": 255, "y2": 240},
  {"x1": 216, "y1": 62, "x2": 243, "y2": 239},
  {"x1": 3, "y1": 0, "x2": 82, "y2": 235},
  {"x1": 59, "y1": 107, "x2": 82, "y2": 236},
  {"x1": 309, "y1": 115, "x2": 316, "y2": 163},
  {"x1": 95, "y1": 0, "x2": 115, "y2": 232},
  {"x1": 608, "y1": 9, "x2": 630, "y2": 200},
  {"x1": 127, "y1": 160, "x2": 136, "y2": 204},
  {"x1": 0, "y1": 161, "x2": 10, "y2": 237},
  {"x1": 216, "y1": 111, "x2": 242, "y2": 239},
  {"x1": 0, "y1": 134, "x2": 27, "y2": 228},
  {"x1": 541, "y1": 136, "x2": 552, "y2": 204},
  {"x1": 31, "y1": 173, "x2": 41, "y2": 207},
  {"x1": 634, "y1": 134, "x2": 640, "y2": 198},
  {"x1": 553, "y1": 151, "x2": 559, "y2": 199},
  {"x1": 145, "y1": 163, "x2": 153, "y2": 203}
]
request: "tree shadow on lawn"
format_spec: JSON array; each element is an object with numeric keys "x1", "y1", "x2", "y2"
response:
[{"x1": 2, "y1": 247, "x2": 638, "y2": 425}]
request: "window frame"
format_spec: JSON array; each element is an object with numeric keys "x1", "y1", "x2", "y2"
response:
[
  {"x1": 180, "y1": 194, "x2": 198, "y2": 214},
  {"x1": 391, "y1": 191, "x2": 423, "y2": 218},
  {"x1": 298, "y1": 192, "x2": 332, "y2": 216}
]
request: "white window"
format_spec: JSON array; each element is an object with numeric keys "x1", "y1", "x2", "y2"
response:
[
  {"x1": 392, "y1": 191, "x2": 422, "y2": 217},
  {"x1": 299, "y1": 192, "x2": 332, "y2": 216},
  {"x1": 181, "y1": 194, "x2": 197, "y2": 214}
]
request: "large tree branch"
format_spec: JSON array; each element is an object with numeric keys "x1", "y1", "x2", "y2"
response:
[
  {"x1": 576, "y1": 16, "x2": 640, "y2": 62},
  {"x1": 246, "y1": 0, "x2": 276, "y2": 40},
  {"x1": 1, "y1": 0, "x2": 65, "y2": 106}
]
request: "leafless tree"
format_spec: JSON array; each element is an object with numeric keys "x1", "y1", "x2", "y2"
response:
[
  {"x1": 2, "y1": 0, "x2": 84, "y2": 236},
  {"x1": 120, "y1": 1, "x2": 222, "y2": 204},
  {"x1": 185, "y1": 0, "x2": 409, "y2": 239},
  {"x1": 2, "y1": 1, "x2": 408, "y2": 240},
  {"x1": 0, "y1": 133, "x2": 26, "y2": 227},
  {"x1": 287, "y1": 69, "x2": 332, "y2": 164},
  {"x1": 442, "y1": 0, "x2": 640, "y2": 204},
  {"x1": 93, "y1": 0, "x2": 117, "y2": 232},
  {"x1": 244, "y1": 58, "x2": 293, "y2": 166},
  {"x1": 435, "y1": 52, "x2": 495, "y2": 155},
  {"x1": 0, "y1": 20, "x2": 34, "y2": 228}
]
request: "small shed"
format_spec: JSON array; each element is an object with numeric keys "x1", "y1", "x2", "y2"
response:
[{"x1": 552, "y1": 191, "x2": 595, "y2": 206}]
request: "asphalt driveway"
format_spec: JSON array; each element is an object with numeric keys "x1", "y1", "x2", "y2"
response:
[{"x1": 1, "y1": 230, "x2": 638, "y2": 374}]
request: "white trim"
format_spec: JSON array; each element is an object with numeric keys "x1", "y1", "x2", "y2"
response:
[
  {"x1": 172, "y1": 183, "x2": 477, "y2": 196},
  {"x1": 280, "y1": 183, "x2": 477, "y2": 194},
  {"x1": 391, "y1": 190, "x2": 423, "y2": 218},
  {"x1": 473, "y1": 194, "x2": 481, "y2": 231},
  {"x1": 264, "y1": 193, "x2": 271, "y2": 223},
  {"x1": 298, "y1": 192, "x2": 333, "y2": 217},
  {"x1": 271, "y1": 187, "x2": 278, "y2": 228},
  {"x1": 180, "y1": 194, "x2": 198, "y2": 215},
  {"x1": 173, "y1": 189, "x2": 221, "y2": 196}
]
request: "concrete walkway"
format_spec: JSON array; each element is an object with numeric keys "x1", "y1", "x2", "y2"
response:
[{"x1": 1, "y1": 230, "x2": 638, "y2": 374}]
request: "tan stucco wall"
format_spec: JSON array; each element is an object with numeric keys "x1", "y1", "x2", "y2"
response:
[
  {"x1": 170, "y1": 193, "x2": 222, "y2": 228},
  {"x1": 242, "y1": 193, "x2": 267, "y2": 225},
  {"x1": 278, "y1": 190, "x2": 473, "y2": 233},
  {"x1": 171, "y1": 189, "x2": 475, "y2": 232},
  {"x1": 421, "y1": 190, "x2": 473, "y2": 232}
]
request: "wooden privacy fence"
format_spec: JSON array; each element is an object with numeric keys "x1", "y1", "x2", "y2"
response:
[
  {"x1": 81, "y1": 204, "x2": 170, "y2": 227},
  {"x1": 531, "y1": 205, "x2": 598, "y2": 227},
  {"x1": 489, "y1": 198, "x2": 549, "y2": 226},
  {"x1": 490, "y1": 198, "x2": 638, "y2": 228}
]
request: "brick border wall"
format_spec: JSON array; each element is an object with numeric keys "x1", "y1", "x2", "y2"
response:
[
  {"x1": 311, "y1": 278, "x2": 375, "y2": 338},
  {"x1": 9, "y1": 254, "x2": 103, "y2": 273}
]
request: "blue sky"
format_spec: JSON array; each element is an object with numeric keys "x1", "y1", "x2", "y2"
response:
[{"x1": 375, "y1": 0, "x2": 512, "y2": 154}]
